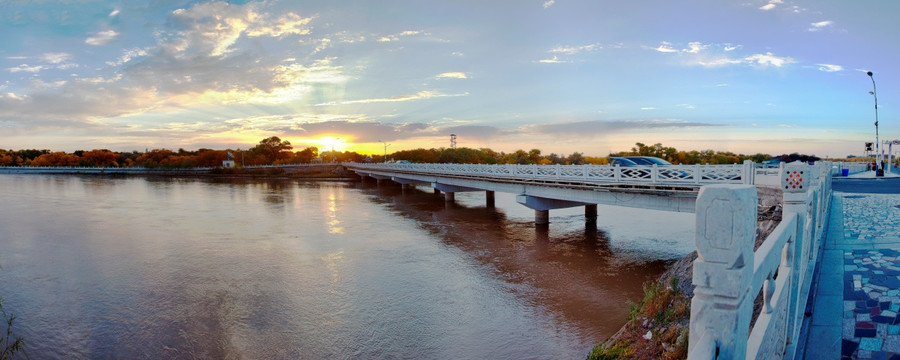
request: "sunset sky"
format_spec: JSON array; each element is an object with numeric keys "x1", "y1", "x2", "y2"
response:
[{"x1": 1, "y1": 0, "x2": 898, "y2": 158}]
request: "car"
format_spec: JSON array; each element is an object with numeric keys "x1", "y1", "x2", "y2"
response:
[
  {"x1": 608, "y1": 157, "x2": 639, "y2": 166},
  {"x1": 624, "y1": 156, "x2": 673, "y2": 166}
]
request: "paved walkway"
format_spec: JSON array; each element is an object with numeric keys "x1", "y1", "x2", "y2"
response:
[{"x1": 804, "y1": 178, "x2": 900, "y2": 360}]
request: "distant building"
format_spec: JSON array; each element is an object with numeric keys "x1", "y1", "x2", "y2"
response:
[{"x1": 222, "y1": 160, "x2": 235, "y2": 168}]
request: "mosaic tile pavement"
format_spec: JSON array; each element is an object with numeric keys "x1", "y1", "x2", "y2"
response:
[
  {"x1": 839, "y1": 194, "x2": 900, "y2": 359},
  {"x1": 843, "y1": 194, "x2": 900, "y2": 242},
  {"x1": 842, "y1": 249, "x2": 900, "y2": 359}
]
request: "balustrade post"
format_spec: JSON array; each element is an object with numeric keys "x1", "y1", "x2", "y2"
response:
[
  {"x1": 742, "y1": 160, "x2": 755, "y2": 185},
  {"x1": 780, "y1": 163, "x2": 809, "y2": 349},
  {"x1": 651, "y1": 164, "x2": 659, "y2": 182},
  {"x1": 689, "y1": 185, "x2": 757, "y2": 360},
  {"x1": 694, "y1": 164, "x2": 701, "y2": 184},
  {"x1": 555, "y1": 164, "x2": 560, "y2": 179},
  {"x1": 614, "y1": 164, "x2": 621, "y2": 182}
]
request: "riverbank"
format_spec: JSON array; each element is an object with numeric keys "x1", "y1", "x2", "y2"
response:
[
  {"x1": 588, "y1": 186, "x2": 784, "y2": 359},
  {"x1": 0, "y1": 164, "x2": 358, "y2": 181}
]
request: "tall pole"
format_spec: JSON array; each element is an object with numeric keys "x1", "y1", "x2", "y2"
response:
[
  {"x1": 868, "y1": 71, "x2": 881, "y2": 176},
  {"x1": 379, "y1": 140, "x2": 390, "y2": 163}
]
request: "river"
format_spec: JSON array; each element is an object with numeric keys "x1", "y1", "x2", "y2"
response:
[{"x1": 0, "y1": 175, "x2": 694, "y2": 359}]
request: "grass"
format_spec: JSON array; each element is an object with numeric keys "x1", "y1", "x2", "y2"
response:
[{"x1": 588, "y1": 276, "x2": 690, "y2": 360}]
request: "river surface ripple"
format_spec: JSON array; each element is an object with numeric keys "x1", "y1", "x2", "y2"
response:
[{"x1": 0, "y1": 175, "x2": 694, "y2": 359}]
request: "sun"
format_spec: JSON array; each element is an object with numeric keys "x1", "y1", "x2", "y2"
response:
[{"x1": 317, "y1": 136, "x2": 348, "y2": 152}]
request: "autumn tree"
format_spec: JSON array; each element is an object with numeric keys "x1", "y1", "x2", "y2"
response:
[
  {"x1": 31, "y1": 152, "x2": 80, "y2": 167},
  {"x1": 252, "y1": 136, "x2": 293, "y2": 164},
  {"x1": 135, "y1": 149, "x2": 174, "y2": 168},
  {"x1": 293, "y1": 147, "x2": 319, "y2": 163},
  {"x1": 79, "y1": 149, "x2": 119, "y2": 167}
]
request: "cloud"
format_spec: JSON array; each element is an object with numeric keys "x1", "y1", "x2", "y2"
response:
[
  {"x1": 684, "y1": 42, "x2": 707, "y2": 54},
  {"x1": 166, "y1": 2, "x2": 313, "y2": 57},
  {"x1": 543, "y1": 0, "x2": 555, "y2": 9},
  {"x1": 640, "y1": 107, "x2": 656, "y2": 111},
  {"x1": 816, "y1": 64, "x2": 843, "y2": 72},
  {"x1": 7, "y1": 64, "x2": 44, "y2": 73},
  {"x1": 759, "y1": 0, "x2": 782, "y2": 11},
  {"x1": 0, "y1": 2, "x2": 346, "y2": 131},
  {"x1": 654, "y1": 42, "x2": 679, "y2": 53},
  {"x1": 809, "y1": 20, "x2": 833, "y2": 31},
  {"x1": 109, "y1": 9, "x2": 120, "y2": 17},
  {"x1": 652, "y1": 41, "x2": 709, "y2": 54},
  {"x1": 686, "y1": 49, "x2": 795, "y2": 68},
  {"x1": 436, "y1": 72, "x2": 467, "y2": 79},
  {"x1": 549, "y1": 43, "x2": 600, "y2": 54},
  {"x1": 534, "y1": 119, "x2": 723, "y2": 136},
  {"x1": 315, "y1": 91, "x2": 467, "y2": 106},
  {"x1": 41, "y1": 53, "x2": 71, "y2": 64},
  {"x1": 537, "y1": 56, "x2": 566, "y2": 64},
  {"x1": 377, "y1": 30, "x2": 424, "y2": 42},
  {"x1": 85, "y1": 30, "x2": 119, "y2": 45},
  {"x1": 744, "y1": 52, "x2": 794, "y2": 67}
]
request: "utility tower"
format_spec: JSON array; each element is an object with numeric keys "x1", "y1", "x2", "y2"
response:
[{"x1": 450, "y1": 134, "x2": 457, "y2": 149}]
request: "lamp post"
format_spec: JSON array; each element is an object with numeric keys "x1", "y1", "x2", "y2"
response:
[
  {"x1": 868, "y1": 71, "x2": 882, "y2": 176},
  {"x1": 379, "y1": 140, "x2": 390, "y2": 163}
]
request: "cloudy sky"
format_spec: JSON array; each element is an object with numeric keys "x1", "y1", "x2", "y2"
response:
[{"x1": 1, "y1": 0, "x2": 898, "y2": 157}]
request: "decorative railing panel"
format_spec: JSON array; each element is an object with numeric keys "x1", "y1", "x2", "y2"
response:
[
  {"x1": 688, "y1": 162, "x2": 833, "y2": 360},
  {"x1": 345, "y1": 162, "x2": 754, "y2": 186}
]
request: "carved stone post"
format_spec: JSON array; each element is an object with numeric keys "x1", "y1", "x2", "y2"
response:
[
  {"x1": 689, "y1": 185, "x2": 757, "y2": 360},
  {"x1": 742, "y1": 160, "x2": 755, "y2": 185},
  {"x1": 781, "y1": 163, "x2": 809, "y2": 347}
]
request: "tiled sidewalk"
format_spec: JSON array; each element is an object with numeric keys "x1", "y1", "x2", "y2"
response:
[{"x1": 805, "y1": 193, "x2": 900, "y2": 360}]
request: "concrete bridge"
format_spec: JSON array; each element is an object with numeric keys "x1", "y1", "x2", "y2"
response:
[
  {"x1": 346, "y1": 161, "x2": 762, "y2": 224},
  {"x1": 348, "y1": 161, "x2": 870, "y2": 359}
]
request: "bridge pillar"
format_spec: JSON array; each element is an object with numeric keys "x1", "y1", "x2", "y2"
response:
[
  {"x1": 516, "y1": 194, "x2": 592, "y2": 225},
  {"x1": 486, "y1": 191, "x2": 495, "y2": 208},
  {"x1": 401, "y1": 183, "x2": 411, "y2": 192},
  {"x1": 535, "y1": 209, "x2": 550, "y2": 225},
  {"x1": 585, "y1": 204, "x2": 597, "y2": 222},
  {"x1": 444, "y1": 192, "x2": 455, "y2": 202},
  {"x1": 433, "y1": 188, "x2": 441, "y2": 195}
]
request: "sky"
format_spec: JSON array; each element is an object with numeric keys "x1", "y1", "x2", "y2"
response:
[{"x1": 1, "y1": 0, "x2": 899, "y2": 158}]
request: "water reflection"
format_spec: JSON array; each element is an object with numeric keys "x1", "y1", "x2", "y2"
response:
[
  {"x1": 0, "y1": 175, "x2": 688, "y2": 359},
  {"x1": 357, "y1": 181, "x2": 674, "y2": 342}
]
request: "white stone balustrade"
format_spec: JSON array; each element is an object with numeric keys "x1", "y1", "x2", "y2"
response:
[
  {"x1": 688, "y1": 162, "x2": 833, "y2": 360},
  {"x1": 347, "y1": 162, "x2": 748, "y2": 185}
]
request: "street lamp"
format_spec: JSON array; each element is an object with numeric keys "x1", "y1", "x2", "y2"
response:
[
  {"x1": 379, "y1": 140, "x2": 391, "y2": 163},
  {"x1": 868, "y1": 71, "x2": 882, "y2": 176}
]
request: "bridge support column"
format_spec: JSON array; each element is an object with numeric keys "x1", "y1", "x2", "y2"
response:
[
  {"x1": 486, "y1": 191, "x2": 495, "y2": 208},
  {"x1": 535, "y1": 209, "x2": 550, "y2": 225},
  {"x1": 434, "y1": 188, "x2": 441, "y2": 195},
  {"x1": 516, "y1": 194, "x2": 592, "y2": 225},
  {"x1": 444, "y1": 192, "x2": 455, "y2": 202},
  {"x1": 401, "y1": 183, "x2": 411, "y2": 192},
  {"x1": 585, "y1": 204, "x2": 597, "y2": 222}
]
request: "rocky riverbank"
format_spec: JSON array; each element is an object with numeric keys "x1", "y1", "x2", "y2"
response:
[{"x1": 588, "y1": 186, "x2": 783, "y2": 359}]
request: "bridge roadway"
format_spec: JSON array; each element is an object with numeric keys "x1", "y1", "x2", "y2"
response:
[{"x1": 345, "y1": 162, "x2": 753, "y2": 224}]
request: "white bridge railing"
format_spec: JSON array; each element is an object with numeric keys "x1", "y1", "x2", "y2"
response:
[
  {"x1": 347, "y1": 161, "x2": 757, "y2": 185},
  {"x1": 688, "y1": 161, "x2": 832, "y2": 359}
]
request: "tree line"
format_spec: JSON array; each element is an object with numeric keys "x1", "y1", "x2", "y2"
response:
[{"x1": 2, "y1": 137, "x2": 828, "y2": 168}]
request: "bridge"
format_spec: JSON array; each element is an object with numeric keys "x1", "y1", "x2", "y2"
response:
[
  {"x1": 347, "y1": 161, "x2": 764, "y2": 224},
  {"x1": 347, "y1": 161, "x2": 871, "y2": 359}
]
